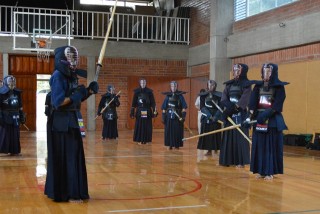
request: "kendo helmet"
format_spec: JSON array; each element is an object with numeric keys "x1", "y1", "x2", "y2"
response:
[
  {"x1": 107, "y1": 84, "x2": 115, "y2": 93},
  {"x1": 54, "y1": 46, "x2": 80, "y2": 76},
  {"x1": 170, "y1": 81, "x2": 178, "y2": 92},
  {"x1": 261, "y1": 63, "x2": 273, "y2": 82},
  {"x1": 64, "y1": 46, "x2": 79, "y2": 70},
  {"x1": 233, "y1": 63, "x2": 248, "y2": 80},
  {"x1": 139, "y1": 78, "x2": 146, "y2": 89},
  {"x1": 3, "y1": 75, "x2": 16, "y2": 90},
  {"x1": 207, "y1": 80, "x2": 217, "y2": 91}
]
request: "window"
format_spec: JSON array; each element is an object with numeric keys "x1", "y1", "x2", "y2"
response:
[
  {"x1": 234, "y1": 0, "x2": 298, "y2": 21},
  {"x1": 80, "y1": 0, "x2": 150, "y2": 9}
]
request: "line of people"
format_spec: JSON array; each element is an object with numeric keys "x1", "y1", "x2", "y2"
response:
[{"x1": 196, "y1": 63, "x2": 288, "y2": 182}]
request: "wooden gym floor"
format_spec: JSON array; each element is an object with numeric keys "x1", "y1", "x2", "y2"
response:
[{"x1": 0, "y1": 130, "x2": 320, "y2": 214}]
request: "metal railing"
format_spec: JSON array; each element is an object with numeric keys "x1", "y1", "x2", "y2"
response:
[{"x1": 0, "y1": 5, "x2": 190, "y2": 45}]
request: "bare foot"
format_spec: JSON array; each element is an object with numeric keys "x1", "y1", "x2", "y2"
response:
[
  {"x1": 256, "y1": 174, "x2": 265, "y2": 179},
  {"x1": 264, "y1": 175, "x2": 274, "y2": 181}
]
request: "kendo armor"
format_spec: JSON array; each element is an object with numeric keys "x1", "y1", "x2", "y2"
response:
[
  {"x1": 227, "y1": 83, "x2": 243, "y2": 125},
  {"x1": 229, "y1": 84, "x2": 242, "y2": 104},
  {"x1": 167, "y1": 93, "x2": 182, "y2": 110},
  {"x1": 205, "y1": 92, "x2": 219, "y2": 113},
  {"x1": 103, "y1": 95, "x2": 117, "y2": 120},
  {"x1": 166, "y1": 93, "x2": 182, "y2": 120},
  {"x1": 258, "y1": 87, "x2": 274, "y2": 110},
  {"x1": 2, "y1": 92, "x2": 20, "y2": 111},
  {"x1": 56, "y1": 74, "x2": 81, "y2": 111},
  {"x1": 1, "y1": 92, "x2": 21, "y2": 126},
  {"x1": 137, "y1": 92, "x2": 150, "y2": 108}
]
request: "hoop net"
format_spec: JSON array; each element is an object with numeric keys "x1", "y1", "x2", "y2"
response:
[{"x1": 35, "y1": 38, "x2": 52, "y2": 62}]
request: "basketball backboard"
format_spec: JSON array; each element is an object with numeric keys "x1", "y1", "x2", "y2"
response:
[{"x1": 13, "y1": 11, "x2": 72, "y2": 61}]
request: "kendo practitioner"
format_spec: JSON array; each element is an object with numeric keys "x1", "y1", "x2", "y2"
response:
[
  {"x1": 218, "y1": 63, "x2": 252, "y2": 168},
  {"x1": 197, "y1": 80, "x2": 222, "y2": 156},
  {"x1": 161, "y1": 81, "x2": 187, "y2": 150},
  {"x1": 44, "y1": 46, "x2": 99, "y2": 202},
  {"x1": 130, "y1": 78, "x2": 157, "y2": 145},
  {"x1": 0, "y1": 75, "x2": 26, "y2": 156},
  {"x1": 97, "y1": 84, "x2": 120, "y2": 140},
  {"x1": 244, "y1": 63, "x2": 288, "y2": 180}
]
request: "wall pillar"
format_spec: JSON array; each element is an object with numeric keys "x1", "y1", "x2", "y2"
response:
[
  {"x1": 86, "y1": 56, "x2": 96, "y2": 131},
  {"x1": 209, "y1": 0, "x2": 233, "y2": 91},
  {"x1": 3, "y1": 53, "x2": 9, "y2": 77}
]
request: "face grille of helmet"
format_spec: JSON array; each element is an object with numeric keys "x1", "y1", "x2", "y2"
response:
[{"x1": 64, "y1": 46, "x2": 79, "y2": 69}]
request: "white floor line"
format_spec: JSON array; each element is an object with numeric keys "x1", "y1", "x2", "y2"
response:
[{"x1": 107, "y1": 204, "x2": 207, "y2": 213}]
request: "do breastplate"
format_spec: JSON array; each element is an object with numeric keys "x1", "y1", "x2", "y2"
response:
[
  {"x1": 204, "y1": 93, "x2": 214, "y2": 109},
  {"x1": 68, "y1": 76, "x2": 79, "y2": 96},
  {"x1": 167, "y1": 94, "x2": 181, "y2": 109},
  {"x1": 2, "y1": 93, "x2": 19, "y2": 111},
  {"x1": 137, "y1": 92, "x2": 149, "y2": 108},
  {"x1": 105, "y1": 95, "x2": 116, "y2": 109},
  {"x1": 258, "y1": 87, "x2": 274, "y2": 110},
  {"x1": 229, "y1": 84, "x2": 242, "y2": 104}
]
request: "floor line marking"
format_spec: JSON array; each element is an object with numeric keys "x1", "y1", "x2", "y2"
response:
[{"x1": 107, "y1": 204, "x2": 207, "y2": 213}]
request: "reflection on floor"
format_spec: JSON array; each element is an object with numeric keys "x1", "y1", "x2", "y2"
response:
[{"x1": 0, "y1": 130, "x2": 320, "y2": 213}]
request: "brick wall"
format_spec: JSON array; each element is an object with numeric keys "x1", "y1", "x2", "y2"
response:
[
  {"x1": 234, "y1": 0, "x2": 320, "y2": 33},
  {"x1": 190, "y1": 63, "x2": 210, "y2": 77},
  {"x1": 233, "y1": 43, "x2": 320, "y2": 69},
  {"x1": 180, "y1": 0, "x2": 210, "y2": 47},
  {"x1": 93, "y1": 57, "x2": 187, "y2": 131}
]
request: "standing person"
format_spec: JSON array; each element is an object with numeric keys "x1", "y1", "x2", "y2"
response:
[
  {"x1": 130, "y1": 78, "x2": 157, "y2": 145},
  {"x1": 219, "y1": 63, "x2": 252, "y2": 168},
  {"x1": 44, "y1": 46, "x2": 99, "y2": 202},
  {"x1": 195, "y1": 88, "x2": 205, "y2": 134},
  {"x1": 97, "y1": 84, "x2": 120, "y2": 141},
  {"x1": 245, "y1": 63, "x2": 288, "y2": 180},
  {"x1": 161, "y1": 81, "x2": 187, "y2": 150},
  {"x1": 0, "y1": 75, "x2": 26, "y2": 156},
  {"x1": 197, "y1": 80, "x2": 222, "y2": 156}
]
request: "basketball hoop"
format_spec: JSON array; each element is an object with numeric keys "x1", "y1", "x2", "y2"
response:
[{"x1": 35, "y1": 38, "x2": 51, "y2": 63}]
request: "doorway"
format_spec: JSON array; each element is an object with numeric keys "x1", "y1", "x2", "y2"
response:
[{"x1": 36, "y1": 74, "x2": 51, "y2": 131}]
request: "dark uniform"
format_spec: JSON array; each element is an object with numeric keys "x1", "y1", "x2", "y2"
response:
[
  {"x1": 0, "y1": 75, "x2": 25, "y2": 155},
  {"x1": 247, "y1": 63, "x2": 288, "y2": 180},
  {"x1": 197, "y1": 80, "x2": 222, "y2": 154},
  {"x1": 161, "y1": 81, "x2": 187, "y2": 150},
  {"x1": 44, "y1": 46, "x2": 98, "y2": 202},
  {"x1": 130, "y1": 79, "x2": 157, "y2": 144},
  {"x1": 219, "y1": 63, "x2": 252, "y2": 167},
  {"x1": 97, "y1": 85, "x2": 120, "y2": 140}
]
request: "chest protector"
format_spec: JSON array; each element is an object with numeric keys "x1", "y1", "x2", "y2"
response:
[
  {"x1": 2, "y1": 92, "x2": 20, "y2": 111},
  {"x1": 103, "y1": 96, "x2": 116, "y2": 120},
  {"x1": 229, "y1": 84, "x2": 242, "y2": 104},
  {"x1": 59, "y1": 76, "x2": 81, "y2": 111},
  {"x1": 258, "y1": 87, "x2": 274, "y2": 110},
  {"x1": 137, "y1": 92, "x2": 150, "y2": 108},
  {"x1": 204, "y1": 93, "x2": 218, "y2": 109},
  {"x1": 167, "y1": 94, "x2": 181, "y2": 110},
  {"x1": 104, "y1": 96, "x2": 112, "y2": 108},
  {"x1": 68, "y1": 76, "x2": 79, "y2": 96}
]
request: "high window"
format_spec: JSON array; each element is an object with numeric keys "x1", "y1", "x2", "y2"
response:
[
  {"x1": 80, "y1": 0, "x2": 151, "y2": 9},
  {"x1": 234, "y1": 0, "x2": 298, "y2": 21}
]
